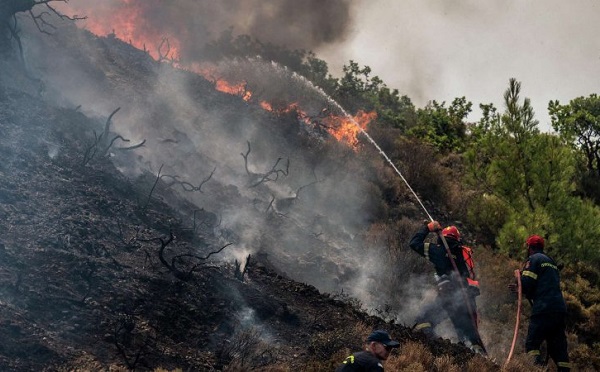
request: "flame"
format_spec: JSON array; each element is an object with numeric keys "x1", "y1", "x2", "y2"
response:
[
  {"x1": 58, "y1": 2, "x2": 376, "y2": 148},
  {"x1": 323, "y1": 110, "x2": 377, "y2": 149},
  {"x1": 58, "y1": 1, "x2": 181, "y2": 60},
  {"x1": 214, "y1": 80, "x2": 252, "y2": 101},
  {"x1": 259, "y1": 101, "x2": 273, "y2": 111}
]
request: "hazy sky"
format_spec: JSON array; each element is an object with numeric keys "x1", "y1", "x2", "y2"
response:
[
  {"x1": 60, "y1": 0, "x2": 600, "y2": 131},
  {"x1": 317, "y1": 0, "x2": 600, "y2": 131}
]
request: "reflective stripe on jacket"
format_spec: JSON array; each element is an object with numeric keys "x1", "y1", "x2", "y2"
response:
[
  {"x1": 409, "y1": 225, "x2": 471, "y2": 285},
  {"x1": 521, "y1": 251, "x2": 567, "y2": 314}
]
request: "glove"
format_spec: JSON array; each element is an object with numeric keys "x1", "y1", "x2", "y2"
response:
[
  {"x1": 427, "y1": 220, "x2": 442, "y2": 232},
  {"x1": 508, "y1": 283, "x2": 518, "y2": 294}
]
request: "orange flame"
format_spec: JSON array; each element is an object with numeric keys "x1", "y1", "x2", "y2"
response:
[
  {"x1": 58, "y1": 1, "x2": 181, "y2": 60},
  {"x1": 214, "y1": 80, "x2": 252, "y2": 101},
  {"x1": 323, "y1": 110, "x2": 377, "y2": 149},
  {"x1": 259, "y1": 101, "x2": 273, "y2": 111},
  {"x1": 58, "y1": 2, "x2": 376, "y2": 148}
]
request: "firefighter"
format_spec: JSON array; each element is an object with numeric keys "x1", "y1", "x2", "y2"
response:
[
  {"x1": 409, "y1": 220, "x2": 485, "y2": 354},
  {"x1": 336, "y1": 330, "x2": 400, "y2": 372},
  {"x1": 509, "y1": 235, "x2": 571, "y2": 371}
]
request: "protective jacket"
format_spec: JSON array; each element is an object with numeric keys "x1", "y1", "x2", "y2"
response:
[
  {"x1": 336, "y1": 351, "x2": 384, "y2": 372},
  {"x1": 521, "y1": 251, "x2": 567, "y2": 315},
  {"x1": 409, "y1": 225, "x2": 472, "y2": 286},
  {"x1": 409, "y1": 224, "x2": 484, "y2": 351}
]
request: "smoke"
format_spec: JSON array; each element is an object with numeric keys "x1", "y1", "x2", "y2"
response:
[
  {"x1": 56, "y1": 0, "x2": 600, "y2": 131},
  {"x1": 19, "y1": 13, "x2": 380, "y2": 296},
  {"x1": 317, "y1": 0, "x2": 600, "y2": 130},
  {"x1": 13, "y1": 6, "x2": 499, "y2": 347},
  {"x1": 60, "y1": 0, "x2": 353, "y2": 61}
]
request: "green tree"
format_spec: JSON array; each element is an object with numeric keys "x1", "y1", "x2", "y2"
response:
[
  {"x1": 372, "y1": 88, "x2": 416, "y2": 131},
  {"x1": 408, "y1": 97, "x2": 472, "y2": 153},
  {"x1": 332, "y1": 60, "x2": 417, "y2": 131},
  {"x1": 549, "y1": 94, "x2": 600, "y2": 202},
  {"x1": 201, "y1": 29, "x2": 339, "y2": 95},
  {"x1": 334, "y1": 60, "x2": 382, "y2": 112},
  {"x1": 465, "y1": 79, "x2": 600, "y2": 264},
  {"x1": 549, "y1": 94, "x2": 600, "y2": 176},
  {"x1": 303, "y1": 53, "x2": 338, "y2": 95}
]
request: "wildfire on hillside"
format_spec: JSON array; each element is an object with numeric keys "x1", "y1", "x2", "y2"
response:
[
  {"x1": 324, "y1": 110, "x2": 376, "y2": 148},
  {"x1": 58, "y1": 2, "x2": 376, "y2": 149}
]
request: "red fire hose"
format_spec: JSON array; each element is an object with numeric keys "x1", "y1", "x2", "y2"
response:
[{"x1": 505, "y1": 269, "x2": 522, "y2": 367}]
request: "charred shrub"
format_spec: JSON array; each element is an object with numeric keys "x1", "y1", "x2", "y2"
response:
[
  {"x1": 216, "y1": 328, "x2": 276, "y2": 370},
  {"x1": 307, "y1": 322, "x2": 370, "y2": 361}
]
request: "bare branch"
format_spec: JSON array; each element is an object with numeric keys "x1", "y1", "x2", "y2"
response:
[
  {"x1": 248, "y1": 157, "x2": 290, "y2": 188},
  {"x1": 117, "y1": 139, "x2": 146, "y2": 151},
  {"x1": 140, "y1": 164, "x2": 163, "y2": 212},
  {"x1": 26, "y1": 0, "x2": 86, "y2": 34},
  {"x1": 82, "y1": 107, "x2": 145, "y2": 164},
  {"x1": 157, "y1": 37, "x2": 178, "y2": 64},
  {"x1": 241, "y1": 141, "x2": 290, "y2": 188},
  {"x1": 150, "y1": 230, "x2": 232, "y2": 281},
  {"x1": 103, "y1": 107, "x2": 121, "y2": 140},
  {"x1": 265, "y1": 195, "x2": 275, "y2": 214},
  {"x1": 240, "y1": 141, "x2": 252, "y2": 175},
  {"x1": 156, "y1": 231, "x2": 175, "y2": 271},
  {"x1": 160, "y1": 166, "x2": 216, "y2": 193},
  {"x1": 42, "y1": 1, "x2": 87, "y2": 22}
]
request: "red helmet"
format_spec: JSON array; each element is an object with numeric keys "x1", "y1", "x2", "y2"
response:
[
  {"x1": 526, "y1": 235, "x2": 544, "y2": 250},
  {"x1": 442, "y1": 226, "x2": 461, "y2": 241}
]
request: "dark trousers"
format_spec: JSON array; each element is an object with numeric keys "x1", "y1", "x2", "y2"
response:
[
  {"x1": 526, "y1": 312, "x2": 570, "y2": 371},
  {"x1": 415, "y1": 285, "x2": 482, "y2": 348}
]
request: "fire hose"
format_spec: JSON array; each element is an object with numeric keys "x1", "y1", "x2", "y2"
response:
[
  {"x1": 437, "y1": 231, "x2": 487, "y2": 353},
  {"x1": 345, "y1": 115, "x2": 486, "y2": 352},
  {"x1": 505, "y1": 269, "x2": 522, "y2": 367}
]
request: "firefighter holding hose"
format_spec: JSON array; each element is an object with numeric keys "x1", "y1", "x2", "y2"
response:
[
  {"x1": 509, "y1": 235, "x2": 571, "y2": 371},
  {"x1": 409, "y1": 220, "x2": 485, "y2": 354}
]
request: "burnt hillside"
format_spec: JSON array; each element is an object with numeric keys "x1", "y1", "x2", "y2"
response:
[
  {"x1": 0, "y1": 16, "x2": 499, "y2": 371},
  {"x1": 0, "y1": 66, "x2": 487, "y2": 371}
]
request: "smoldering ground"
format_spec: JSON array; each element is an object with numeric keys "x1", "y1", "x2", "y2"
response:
[
  {"x1": 8, "y1": 9, "x2": 497, "y2": 353},
  {"x1": 16, "y1": 15, "x2": 383, "y2": 297}
]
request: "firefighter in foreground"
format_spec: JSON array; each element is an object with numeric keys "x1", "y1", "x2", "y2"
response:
[
  {"x1": 335, "y1": 330, "x2": 400, "y2": 372},
  {"x1": 509, "y1": 235, "x2": 571, "y2": 371},
  {"x1": 409, "y1": 220, "x2": 485, "y2": 354}
]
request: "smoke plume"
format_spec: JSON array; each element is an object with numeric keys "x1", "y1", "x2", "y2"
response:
[{"x1": 61, "y1": 0, "x2": 353, "y2": 62}]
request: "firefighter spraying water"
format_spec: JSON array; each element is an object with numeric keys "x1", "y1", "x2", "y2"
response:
[
  {"x1": 409, "y1": 222, "x2": 486, "y2": 354},
  {"x1": 299, "y1": 76, "x2": 489, "y2": 355}
]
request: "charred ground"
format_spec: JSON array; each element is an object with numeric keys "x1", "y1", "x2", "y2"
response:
[{"x1": 0, "y1": 19, "x2": 496, "y2": 371}]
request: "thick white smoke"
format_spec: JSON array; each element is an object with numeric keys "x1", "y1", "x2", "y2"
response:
[{"x1": 319, "y1": 0, "x2": 600, "y2": 130}]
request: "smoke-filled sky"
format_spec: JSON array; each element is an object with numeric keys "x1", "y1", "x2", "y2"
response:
[
  {"x1": 60, "y1": 0, "x2": 600, "y2": 131},
  {"x1": 319, "y1": 0, "x2": 600, "y2": 131}
]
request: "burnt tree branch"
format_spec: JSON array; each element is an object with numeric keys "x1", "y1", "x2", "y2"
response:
[
  {"x1": 157, "y1": 37, "x2": 178, "y2": 64},
  {"x1": 160, "y1": 166, "x2": 216, "y2": 193},
  {"x1": 240, "y1": 141, "x2": 290, "y2": 188},
  {"x1": 172, "y1": 243, "x2": 232, "y2": 278},
  {"x1": 149, "y1": 231, "x2": 231, "y2": 281},
  {"x1": 140, "y1": 164, "x2": 163, "y2": 213},
  {"x1": 82, "y1": 107, "x2": 145, "y2": 165}
]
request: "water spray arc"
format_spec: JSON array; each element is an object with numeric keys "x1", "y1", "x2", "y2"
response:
[
  {"x1": 297, "y1": 74, "x2": 487, "y2": 352},
  {"x1": 291, "y1": 72, "x2": 436, "y2": 220}
]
